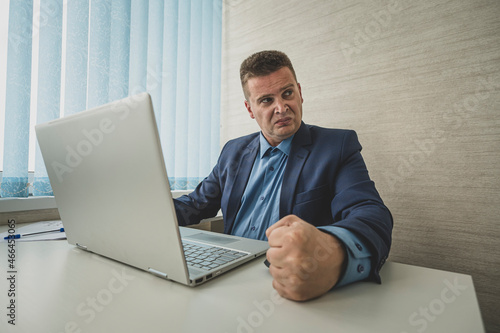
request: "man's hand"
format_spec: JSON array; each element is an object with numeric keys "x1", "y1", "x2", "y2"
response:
[{"x1": 265, "y1": 215, "x2": 346, "y2": 301}]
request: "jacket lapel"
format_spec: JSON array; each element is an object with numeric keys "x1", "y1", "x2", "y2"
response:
[
  {"x1": 280, "y1": 123, "x2": 312, "y2": 218},
  {"x1": 224, "y1": 137, "x2": 259, "y2": 233}
]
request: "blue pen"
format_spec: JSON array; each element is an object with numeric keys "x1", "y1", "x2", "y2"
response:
[{"x1": 4, "y1": 228, "x2": 64, "y2": 240}]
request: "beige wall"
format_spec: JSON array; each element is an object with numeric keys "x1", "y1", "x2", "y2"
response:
[{"x1": 222, "y1": 0, "x2": 500, "y2": 331}]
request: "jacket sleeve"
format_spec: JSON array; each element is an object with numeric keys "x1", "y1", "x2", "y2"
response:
[
  {"x1": 173, "y1": 153, "x2": 224, "y2": 227},
  {"x1": 328, "y1": 130, "x2": 393, "y2": 283}
]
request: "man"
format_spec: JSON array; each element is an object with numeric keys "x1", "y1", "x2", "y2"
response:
[{"x1": 174, "y1": 50, "x2": 392, "y2": 301}]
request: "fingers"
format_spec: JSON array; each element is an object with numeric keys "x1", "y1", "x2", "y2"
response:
[
  {"x1": 266, "y1": 215, "x2": 308, "y2": 264},
  {"x1": 269, "y1": 265, "x2": 315, "y2": 302},
  {"x1": 266, "y1": 247, "x2": 285, "y2": 268},
  {"x1": 269, "y1": 265, "x2": 301, "y2": 300},
  {"x1": 265, "y1": 215, "x2": 299, "y2": 239},
  {"x1": 265, "y1": 218, "x2": 286, "y2": 239},
  {"x1": 266, "y1": 215, "x2": 304, "y2": 247},
  {"x1": 265, "y1": 219, "x2": 346, "y2": 301}
]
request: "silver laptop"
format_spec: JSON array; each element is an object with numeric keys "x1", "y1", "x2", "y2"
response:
[{"x1": 35, "y1": 92, "x2": 268, "y2": 286}]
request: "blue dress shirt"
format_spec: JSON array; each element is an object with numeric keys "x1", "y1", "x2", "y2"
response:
[
  {"x1": 231, "y1": 133, "x2": 372, "y2": 287},
  {"x1": 231, "y1": 134, "x2": 293, "y2": 239}
]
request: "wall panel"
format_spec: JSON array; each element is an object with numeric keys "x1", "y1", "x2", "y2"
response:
[{"x1": 222, "y1": 0, "x2": 500, "y2": 331}]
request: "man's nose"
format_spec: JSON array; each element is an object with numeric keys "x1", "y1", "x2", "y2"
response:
[{"x1": 274, "y1": 99, "x2": 288, "y2": 114}]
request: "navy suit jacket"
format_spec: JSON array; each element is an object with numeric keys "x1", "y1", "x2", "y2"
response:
[{"x1": 174, "y1": 122, "x2": 393, "y2": 282}]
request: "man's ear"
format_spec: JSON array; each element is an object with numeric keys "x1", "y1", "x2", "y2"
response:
[
  {"x1": 298, "y1": 83, "x2": 304, "y2": 103},
  {"x1": 245, "y1": 100, "x2": 255, "y2": 119}
]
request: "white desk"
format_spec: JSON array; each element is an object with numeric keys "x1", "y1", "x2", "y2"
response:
[{"x1": 0, "y1": 238, "x2": 484, "y2": 333}]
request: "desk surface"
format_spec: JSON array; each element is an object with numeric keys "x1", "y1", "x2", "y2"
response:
[{"x1": 0, "y1": 238, "x2": 484, "y2": 333}]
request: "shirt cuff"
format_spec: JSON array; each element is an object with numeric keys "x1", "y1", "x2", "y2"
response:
[{"x1": 318, "y1": 226, "x2": 372, "y2": 288}]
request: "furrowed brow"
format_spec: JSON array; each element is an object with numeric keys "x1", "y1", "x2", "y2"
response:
[{"x1": 255, "y1": 83, "x2": 296, "y2": 102}]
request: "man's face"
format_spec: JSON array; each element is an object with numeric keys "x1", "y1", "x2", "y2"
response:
[{"x1": 244, "y1": 67, "x2": 303, "y2": 147}]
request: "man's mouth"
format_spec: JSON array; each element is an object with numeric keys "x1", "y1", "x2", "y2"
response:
[{"x1": 275, "y1": 117, "x2": 292, "y2": 126}]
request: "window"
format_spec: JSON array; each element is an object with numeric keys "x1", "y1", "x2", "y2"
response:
[{"x1": 0, "y1": 0, "x2": 222, "y2": 198}]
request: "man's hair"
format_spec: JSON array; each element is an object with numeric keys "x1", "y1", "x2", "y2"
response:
[{"x1": 240, "y1": 50, "x2": 297, "y2": 99}]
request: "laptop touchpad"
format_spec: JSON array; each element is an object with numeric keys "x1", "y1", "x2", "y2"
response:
[{"x1": 185, "y1": 233, "x2": 239, "y2": 245}]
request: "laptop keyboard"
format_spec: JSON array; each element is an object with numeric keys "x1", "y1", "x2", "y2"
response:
[{"x1": 182, "y1": 242, "x2": 247, "y2": 271}]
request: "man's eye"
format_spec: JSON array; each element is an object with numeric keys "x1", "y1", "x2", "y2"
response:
[
  {"x1": 261, "y1": 98, "x2": 272, "y2": 104},
  {"x1": 283, "y1": 90, "x2": 293, "y2": 97}
]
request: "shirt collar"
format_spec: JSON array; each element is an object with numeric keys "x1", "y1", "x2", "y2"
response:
[{"x1": 259, "y1": 133, "x2": 294, "y2": 158}]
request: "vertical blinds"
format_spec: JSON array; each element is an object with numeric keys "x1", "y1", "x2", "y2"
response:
[{"x1": 0, "y1": 0, "x2": 222, "y2": 197}]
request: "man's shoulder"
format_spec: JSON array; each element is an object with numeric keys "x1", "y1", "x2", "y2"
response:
[
  {"x1": 301, "y1": 123, "x2": 357, "y2": 141},
  {"x1": 221, "y1": 131, "x2": 260, "y2": 152}
]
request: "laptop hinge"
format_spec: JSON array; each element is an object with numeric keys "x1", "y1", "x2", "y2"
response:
[
  {"x1": 148, "y1": 268, "x2": 168, "y2": 279},
  {"x1": 76, "y1": 243, "x2": 88, "y2": 251}
]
